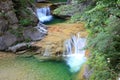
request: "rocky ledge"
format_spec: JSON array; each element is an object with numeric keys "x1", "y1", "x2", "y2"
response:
[
  {"x1": 0, "y1": 0, "x2": 47, "y2": 51},
  {"x1": 33, "y1": 23, "x2": 88, "y2": 56}
]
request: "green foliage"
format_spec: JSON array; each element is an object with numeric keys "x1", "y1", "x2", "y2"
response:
[
  {"x1": 88, "y1": 51, "x2": 117, "y2": 80},
  {"x1": 12, "y1": 0, "x2": 36, "y2": 27},
  {"x1": 19, "y1": 19, "x2": 32, "y2": 26},
  {"x1": 53, "y1": 5, "x2": 75, "y2": 15},
  {"x1": 55, "y1": 0, "x2": 120, "y2": 79},
  {"x1": 9, "y1": 27, "x2": 24, "y2": 37}
]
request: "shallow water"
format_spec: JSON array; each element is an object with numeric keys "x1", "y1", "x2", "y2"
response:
[{"x1": 0, "y1": 56, "x2": 73, "y2": 80}]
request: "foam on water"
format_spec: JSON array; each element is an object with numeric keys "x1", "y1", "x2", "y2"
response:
[{"x1": 64, "y1": 33, "x2": 86, "y2": 72}]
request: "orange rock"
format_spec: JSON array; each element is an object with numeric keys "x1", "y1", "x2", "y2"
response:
[{"x1": 34, "y1": 23, "x2": 88, "y2": 55}]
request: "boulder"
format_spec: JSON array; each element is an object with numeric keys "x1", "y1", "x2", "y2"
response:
[
  {"x1": 0, "y1": 32, "x2": 17, "y2": 50},
  {"x1": 6, "y1": 11, "x2": 18, "y2": 24},
  {"x1": 23, "y1": 23, "x2": 48, "y2": 41}
]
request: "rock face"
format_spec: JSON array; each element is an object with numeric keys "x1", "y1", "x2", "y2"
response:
[
  {"x1": 0, "y1": 0, "x2": 17, "y2": 34},
  {"x1": 0, "y1": 0, "x2": 48, "y2": 51},
  {"x1": 0, "y1": 32, "x2": 17, "y2": 50}
]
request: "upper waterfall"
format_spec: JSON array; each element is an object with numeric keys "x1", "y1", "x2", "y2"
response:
[
  {"x1": 36, "y1": 7, "x2": 52, "y2": 23},
  {"x1": 64, "y1": 33, "x2": 86, "y2": 72}
]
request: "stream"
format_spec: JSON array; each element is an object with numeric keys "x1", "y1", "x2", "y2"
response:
[
  {"x1": 0, "y1": 1, "x2": 87, "y2": 80},
  {"x1": 0, "y1": 56, "x2": 72, "y2": 80}
]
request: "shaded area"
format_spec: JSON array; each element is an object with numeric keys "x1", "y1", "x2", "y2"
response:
[
  {"x1": 44, "y1": 16, "x2": 66, "y2": 25},
  {"x1": 49, "y1": 0, "x2": 67, "y2": 3}
]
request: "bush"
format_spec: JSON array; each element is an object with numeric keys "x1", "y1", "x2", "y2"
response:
[
  {"x1": 19, "y1": 19, "x2": 32, "y2": 26},
  {"x1": 55, "y1": 0, "x2": 120, "y2": 79}
]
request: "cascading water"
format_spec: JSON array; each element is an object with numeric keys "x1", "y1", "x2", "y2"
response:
[
  {"x1": 64, "y1": 33, "x2": 86, "y2": 73},
  {"x1": 36, "y1": 7, "x2": 52, "y2": 23}
]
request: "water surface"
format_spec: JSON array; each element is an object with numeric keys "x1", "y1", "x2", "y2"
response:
[{"x1": 0, "y1": 56, "x2": 73, "y2": 80}]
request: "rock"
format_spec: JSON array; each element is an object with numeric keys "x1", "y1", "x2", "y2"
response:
[
  {"x1": 36, "y1": 0, "x2": 49, "y2": 3},
  {"x1": 50, "y1": 2, "x2": 66, "y2": 11},
  {"x1": 33, "y1": 23, "x2": 88, "y2": 56},
  {"x1": 0, "y1": 0, "x2": 13, "y2": 12},
  {"x1": 50, "y1": 4, "x2": 58, "y2": 11},
  {"x1": 0, "y1": 32, "x2": 17, "y2": 50},
  {"x1": 28, "y1": 9, "x2": 39, "y2": 25},
  {"x1": 67, "y1": 0, "x2": 72, "y2": 4},
  {"x1": 83, "y1": 65, "x2": 93, "y2": 79},
  {"x1": 8, "y1": 42, "x2": 34, "y2": 52},
  {"x1": 16, "y1": 50, "x2": 27, "y2": 54},
  {"x1": 6, "y1": 11, "x2": 18, "y2": 24},
  {"x1": 53, "y1": 14, "x2": 71, "y2": 20},
  {"x1": 0, "y1": 17, "x2": 8, "y2": 34},
  {"x1": 0, "y1": 38, "x2": 7, "y2": 50},
  {"x1": 0, "y1": 0, "x2": 46, "y2": 52},
  {"x1": 9, "y1": 24, "x2": 19, "y2": 29},
  {"x1": 23, "y1": 23, "x2": 47, "y2": 41}
]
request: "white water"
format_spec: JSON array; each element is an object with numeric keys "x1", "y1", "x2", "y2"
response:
[
  {"x1": 64, "y1": 34, "x2": 86, "y2": 72},
  {"x1": 36, "y1": 7, "x2": 52, "y2": 22}
]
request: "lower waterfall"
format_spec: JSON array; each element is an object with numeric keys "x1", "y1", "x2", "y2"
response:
[{"x1": 64, "y1": 33, "x2": 86, "y2": 72}]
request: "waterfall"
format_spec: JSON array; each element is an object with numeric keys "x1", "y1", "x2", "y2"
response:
[
  {"x1": 64, "y1": 33, "x2": 86, "y2": 72},
  {"x1": 36, "y1": 7, "x2": 52, "y2": 22}
]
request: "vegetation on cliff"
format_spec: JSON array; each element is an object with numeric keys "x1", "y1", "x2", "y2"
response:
[
  {"x1": 12, "y1": 0, "x2": 37, "y2": 26},
  {"x1": 54, "y1": 0, "x2": 120, "y2": 79}
]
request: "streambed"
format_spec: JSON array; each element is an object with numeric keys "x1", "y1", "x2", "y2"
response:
[{"x1": 0, "y1": 55, "x2": 73, "y2": 80}]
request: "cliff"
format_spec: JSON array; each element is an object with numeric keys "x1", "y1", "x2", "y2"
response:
[{"x1": 0, "y1": 0, "x2": 47, "y2": 51}]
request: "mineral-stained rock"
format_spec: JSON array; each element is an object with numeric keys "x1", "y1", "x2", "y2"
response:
[{"x1": 34, "y1": 23, "x2": 88, "y2": 56}]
